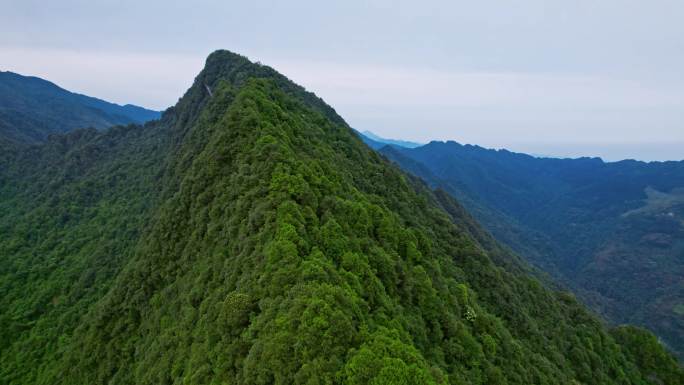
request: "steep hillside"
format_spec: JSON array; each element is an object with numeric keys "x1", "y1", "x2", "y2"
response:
[
  {"x1": 382, "y1": 141, "x2": 684, "y2": 359},
  {"x1": 0, "y1": 71, "x2": 160, "y2": 144},
  {"x1": 379, "y1": 145, "x2": 562, "y2": 278},
  {"x1": 1, "y1": 51, "x2": 681, "y2": 384}
]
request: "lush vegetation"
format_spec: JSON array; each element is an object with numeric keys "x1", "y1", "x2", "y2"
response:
[
  {"x1": 1, "y1": 51, "x2": 681, "y2": 384},
  {"x1": 380, "y1": 140, "x2": 684, "y2": 359},
  {"x1": 0, "y1": 71, "x2": 160, "y2": 144}
]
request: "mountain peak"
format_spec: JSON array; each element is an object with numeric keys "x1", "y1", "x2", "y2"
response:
[
  {"x1": 168, "y1": 50, "x2": 345, "y2": 130},
  {"x1": 2, "y1": 49, "x2": 681, "y2": 384}
]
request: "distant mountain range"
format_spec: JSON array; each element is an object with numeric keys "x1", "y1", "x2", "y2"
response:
[
  {"x1": 0, "y1": 71, "x2": 160, "y2": 144},
  {"x1": 375, "y1": 139, "x2": 684, "y2": 359}
]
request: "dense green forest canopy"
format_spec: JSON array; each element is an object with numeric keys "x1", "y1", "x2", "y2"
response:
[
  {"x1": 0, "y1": 71, "x2": 160, "y2": 144},
  {"x1": 0, "y1": 50, "x2": 681, "y2": 384},
  {"x1": 379, "y1": 140, "x2": 684, "y2": 360}
]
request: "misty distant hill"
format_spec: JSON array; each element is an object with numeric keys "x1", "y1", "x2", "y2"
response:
[
  {"x1": 0, "y1": 71, "x2": 160, "y2": 144},
  {"x1": 357, "y1": 129, "x2": 423, "y2": 149}
]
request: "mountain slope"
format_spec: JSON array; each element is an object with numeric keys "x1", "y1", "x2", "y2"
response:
[
  {"x1": 0, "y1": 121, "x2": 174, "y2": 383},
  {"x1": 379, "y1": 145, "x2": 563, "y2": 278},
  {"x1": 0, "y1": 71, "x2": 160, "y2": 144},
  {"x1": 1, "y1": 51, "x2": 681, "y2": 384},
  {"x1": 381, "y1": 141, "x2": 684, "y2": 359}
]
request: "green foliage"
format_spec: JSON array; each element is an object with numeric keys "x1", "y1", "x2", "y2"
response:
[
  {"x1": 612, "y1": 326, "x2": 684, "y2": 384},
  {"x1": 1, "y1": 50, "x2": 681, "y2": 384},
  {"x1": 0, "y1": 121, "x2": 172, "y2": 383}
]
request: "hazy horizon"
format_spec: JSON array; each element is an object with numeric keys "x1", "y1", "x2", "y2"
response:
[
  {"x1": 2, "y1": 0, "x2": 683, "y2": 161},
  {"x1": 365, "y1": 130, "x2": 684, "y2": 162}
]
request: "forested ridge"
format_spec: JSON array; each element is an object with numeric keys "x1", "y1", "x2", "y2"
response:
[{"x1": 0, "y1": 50, "x2": 681, "y2": 384}]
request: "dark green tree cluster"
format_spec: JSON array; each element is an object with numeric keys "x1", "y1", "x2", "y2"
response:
[{"x1": 0, "y1": 51, "x2": 681, "y2": 384}]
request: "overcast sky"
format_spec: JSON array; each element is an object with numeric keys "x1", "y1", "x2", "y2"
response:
[{"x1": 1, "y1": 0, "x2": 683, "y2": 161}]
